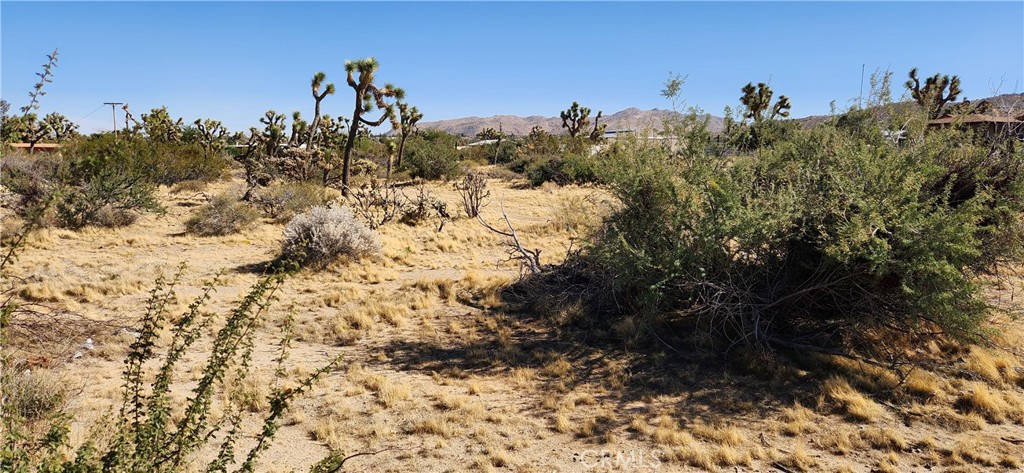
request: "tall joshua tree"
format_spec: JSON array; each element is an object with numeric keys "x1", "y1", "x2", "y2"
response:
[
  {"x1": 341, "y1": 57, "x2": 404, "y2": 195},
  {"x1": 905, "y1": 68, "x2": 962, "y2": 119},
  {"x1": 740, "y1": 82, "x2": 791, "y2": 123},
  {"x1": 394, "y1": 100, "x2": 422, "y2": 170},
  {"x1": 306, "y1": 72, "x2": 335, "y2": 149},
  {"x1": 560, "y1": 101, "x2": 591, "y2": 138}
]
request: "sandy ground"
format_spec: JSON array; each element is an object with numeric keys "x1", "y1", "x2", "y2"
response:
[{"x1": 4, "y1": 172, "x2": 1024, "y2": 472}]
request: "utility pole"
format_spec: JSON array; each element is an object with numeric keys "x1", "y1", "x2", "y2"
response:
[
  {"x1": 104, "y1": 102, "x2": 124, "y2": 136},
  {"x1": 859, "y1": 64, "x2": 865, "y2": 109}
]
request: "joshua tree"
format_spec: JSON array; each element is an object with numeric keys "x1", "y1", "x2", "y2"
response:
[
  {"x1": 560, "y1": 101, "x2": 591, "y2": 138},
  {"x1": 905, "y1": 68, "x2": 962, "y2": 119},
  {"x1": 394, "y1": 100, "x2": 422, "y2": 169},
  {"x1": 43, "y1": 112, "x2": 78, "y2": 142},
  {"x1": 258, "y1": 110, "x2": 287, "y2": 156},
  {"x1": 288, "y1": 111, "x2": 309, "y2": 147},
  {"x1": 306, "y1": 72, "x2": 335, "y2": 149},
  {"x1": 141, "y1": 107, "x2": 184, "y2": 142},
  {"x1": 193, "y1": 118, "x2": 227, "y2": 153},
  {"x1": 342, "y1": 57, "x2": 404, "y2": 196},
  {"x1": 588, "y1": 110, "x2": 607, "y2": 141},
  {"x1": 740, "y1": 82, "x2": 791, "y2": 123}
]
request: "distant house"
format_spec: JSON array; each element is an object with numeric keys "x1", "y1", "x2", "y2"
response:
[
  {"x1": 7, "y1": 143, "x2": 61, "y2": 152},
  {"x1": 927, "y1": 113, "x2": 1024, "y2": 141}
]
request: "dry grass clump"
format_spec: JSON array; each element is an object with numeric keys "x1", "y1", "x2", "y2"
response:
[
  {"x1": 954, "y1": 381, "x2": 1010, "y2": 423},
  {"x1": 860, "y1": 426, "x2": 907, "y2": 451},
  {"x1": 1, "y1": 367, "x2": 67, "y2": 423},
  {"x1": 874, "y1": 451, "x2": 900, "y2": 473},
  {"x1": 409, "y1": 414, "x2": 459, "y2": 438},
  {"x1": 947, "y1": 439, "x2": 997, "y2": 467},
  {"x1": 903, "y1": 368, "x2": 941, "y2": 399},
  {"x1": 184, "y1": 193, "x2": 258, "y2": 236},
  {"x1": 224, "y1": 371, "x2": 270, "y2": 412},
  {"x1": 779, "y1": 402, "x2": 815, "y2": 436},
  {"x1": 821, "y1": 376, "x2": 883, "y2": 422},
  {"x1": 689, "y1": 419, "x2": 745, "y2": 447},
  {"x1": 776, "y1": 445, "x2": 816, "y2": 472},
  {"x1": 652, "y1": 415, "x2": 696, "y2": 447},
  {"x1": 964, "y1": 346, "x2": 1020, "y2": 385},
  {"x1": 346, "y1": 364, "x2": 411, "y2": 408},
  {"x1": 815, "y1": 427, "x2": 865, "y2": 455},
  {"x1": 553, "y1": 410, "x2": 572, "y2": 433},
  {"x1": 409, "y1": 278, "x2": 457, "y2": 303},
  {"x1": 913, "y1": 402, "x2": 986, "y2": 432}
]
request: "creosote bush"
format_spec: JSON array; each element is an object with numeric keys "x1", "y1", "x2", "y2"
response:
[
  {"x1": 282, "y1": 206, "x2": 382, "y2": 268},
  {"x1": 570, "y1": 109, "x2": 1024, "y2": 356},
  {"x1": 184, "y1": 193, "x2": 259, "y2": 236}
]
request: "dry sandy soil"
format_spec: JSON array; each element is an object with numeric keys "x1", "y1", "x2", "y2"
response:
[{"x1": 4, "y1": 171, "x2": 1024, "y2": 472}]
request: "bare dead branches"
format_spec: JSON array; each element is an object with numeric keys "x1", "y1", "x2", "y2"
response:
[{"x1": 477, "y1": 199, "x2": 541, "y2": 276}]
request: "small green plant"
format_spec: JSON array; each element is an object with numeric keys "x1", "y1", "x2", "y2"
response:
[{"x1": 1, "y1": 264, "x2": 341, "y2": 472}]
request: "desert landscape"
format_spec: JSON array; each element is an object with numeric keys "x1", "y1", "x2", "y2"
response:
[{"x1": 3, "y1": 2, "x2": 1024, "y2": 473}]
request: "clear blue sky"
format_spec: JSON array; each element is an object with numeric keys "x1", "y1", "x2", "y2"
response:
[{"x1": 3, "y1": 1, "x2": 1022, "y2": 134}]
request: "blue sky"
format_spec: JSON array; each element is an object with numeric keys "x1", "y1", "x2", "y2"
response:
[{"x1": 2, "y1": 2, "x2": 1022, "y2": 133}]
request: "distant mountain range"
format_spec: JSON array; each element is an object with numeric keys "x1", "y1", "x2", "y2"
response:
[
  {"x1": 419, "y1": 94, "x2": 1024, "y2": 137},
  {"x1": 419, "y1": 108, "x2": 725, "y2": 137}
]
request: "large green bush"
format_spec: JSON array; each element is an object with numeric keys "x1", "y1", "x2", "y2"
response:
[
  {"x1": 63, "y1": 134, "x2": 228, "y2": 185},
  {"x1": 583, "y1": 117, "x2": 1024, "y2": 353},
  {"x1": 400, "y1": 130, "x2": 462, "y2": 180}
]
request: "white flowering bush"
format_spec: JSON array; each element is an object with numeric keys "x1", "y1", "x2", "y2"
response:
[{"x1": 282, "y1": 205, "x2": 381, "y2": 268}]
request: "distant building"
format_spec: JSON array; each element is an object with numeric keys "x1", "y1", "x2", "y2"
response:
[
  {"x1": 927, "y1": 113, "x2": 1024, "y2": 141},
  {"x1": 7, "y1": 143, "x2": 61, "y2": 152}
]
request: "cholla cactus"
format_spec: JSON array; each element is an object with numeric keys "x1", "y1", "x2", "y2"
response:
[
  {"x1": 905, "y1": 68, "x2": 962, "y2": 119},
  {"x1": 342, "y1": 57, "x2": 404, "y2": 196}
]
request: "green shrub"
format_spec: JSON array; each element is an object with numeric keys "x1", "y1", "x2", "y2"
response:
[
  {"x1": 184, "y1": 193, "x2": 259, "y2": 236},
  {"x1": 63, "y1": 133, "x2": 228, "y2": 185},
  {"x1": 523, "y1": 153, "x2": 598, "y2": 186},
  {"x1": 53, "y1": 166, "x2": 161, "y2": 229},
  {"x1": 401, "y1": 131, "x2": 462, "y2": 180},
  {"x1": 583, "y1": 121, "x2": 1024, "y2": 353}
]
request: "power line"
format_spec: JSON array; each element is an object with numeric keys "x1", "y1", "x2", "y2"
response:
[{"x1": 76, "y1": 103, "x2": 107, "y2": 123}]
